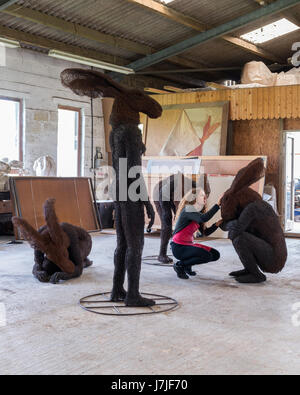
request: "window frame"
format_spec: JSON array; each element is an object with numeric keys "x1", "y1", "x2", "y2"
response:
[
  {"x1": 58, "y1": 105, "x2": 82, "y2": 177},
  {"x1": 0, "y1": 96, "x2": 23, "y2": 162}
]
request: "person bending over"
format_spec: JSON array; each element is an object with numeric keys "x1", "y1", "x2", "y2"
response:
[{"x1": 171, "y1": 189, "x2": 223, "y2": 279}]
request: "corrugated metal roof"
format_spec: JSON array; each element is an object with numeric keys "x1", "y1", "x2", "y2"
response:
[
  {"x1": 14, "y1": 0, "x2": 196, "y2": 49},
  {"x1": 0, "y1": 0, "x2": 298, "y2": 84},
  {"x1": 166, "y1": 0, "x2": 259, "y2": 27},
  {"x1": 183, "y1": 37, "x2": 267, "y2": 67},
  {"x1": 0, "y1": 12, "x2": 138, "y2": 60}
]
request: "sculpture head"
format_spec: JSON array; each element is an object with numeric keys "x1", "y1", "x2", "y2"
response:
[
  {"x1": 61, "y1": 69, "x2": 162, "y2": 127},
  {"x1": 220, "y1": 158, "x2": 265, "y2": 222}
]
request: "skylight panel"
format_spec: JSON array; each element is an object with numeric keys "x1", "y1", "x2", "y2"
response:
[{"x1": 240, "y1": 18, "x2": 300, "y2": 44}]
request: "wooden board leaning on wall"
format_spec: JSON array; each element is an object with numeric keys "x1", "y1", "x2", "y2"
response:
[{"x1": 10, "y1": 177, "x2": 101, "y2": 239}]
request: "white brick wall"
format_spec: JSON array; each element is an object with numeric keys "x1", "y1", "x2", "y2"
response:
[{"x1": 0, "y1": 47, "x2": 107, "y2": 179}]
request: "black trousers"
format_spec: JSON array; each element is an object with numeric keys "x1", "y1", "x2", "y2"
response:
[{"x1": 171, "y1": 242, "x2": 220, "y2": 267}]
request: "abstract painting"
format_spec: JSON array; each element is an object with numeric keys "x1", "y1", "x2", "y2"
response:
[{"x1": 143, "y1": 101, "x2": 229, "y2": 157}]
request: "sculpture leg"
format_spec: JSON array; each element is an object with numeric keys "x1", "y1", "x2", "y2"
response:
[
  {"x1": 83, "y1": 258, "x2": 93, "y2": 268},
  {"x1": 122, "y1": 202, "x2": 155, "y2": 307},
  {"x1": 232, "y1": 232, "x2": 273, "y2": 283},
  {"x1": 111, "y1": 204, "x2": 127, "y2": 302},
  {"x1": 49, "y1": 235, "x2": 85, "y2": 283},
  {"x1": 49, "y1": 264, "x2": 84, "y2": 284},
  {"x1": 33, "y1": 250, "x2": 50, "y2": 282},
  {"x1": 33, "y1": 263, "x2": 50, "y2": 283},
  {"x1": 157, "y1": 202, "x2": 173, "y2": 263}
]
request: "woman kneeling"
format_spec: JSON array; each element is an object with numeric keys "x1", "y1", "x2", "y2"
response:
[{"x1": 171, "y1": 189, "x2": 222, "y2": 279}]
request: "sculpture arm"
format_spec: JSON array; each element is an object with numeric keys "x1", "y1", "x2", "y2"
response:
[{"x1": 227, "y1": 202, "x2": 261, "y2": 240}]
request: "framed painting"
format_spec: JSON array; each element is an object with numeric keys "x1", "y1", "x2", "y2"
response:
[{"x1": 143, "y1": 101, "x2": 229, "y2": 157}]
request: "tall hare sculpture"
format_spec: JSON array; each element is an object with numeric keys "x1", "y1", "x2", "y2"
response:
[
  {"x1": 61, "y1": 69, "x2": 162, "y2": 306},
  {"x1": 12, "y1": 199, "x2": 93, "y2": 284},
  {"x1": 220, "y1": 158, "x2": 287, "y2": 283}
]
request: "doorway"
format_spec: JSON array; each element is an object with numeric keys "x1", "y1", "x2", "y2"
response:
[
  {"x1": 57, "y1": 106, "x2": 82, "y2": 177},
  {"x1": 282, "y1": 130, "x2": 300, "y2": 236}
]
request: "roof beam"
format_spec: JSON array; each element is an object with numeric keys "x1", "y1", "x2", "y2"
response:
[
  {"x1": 127, "y1": 0, "x2": 300, "y2": 71},
  {"x1": 126, "y1": 0, "x2": 208, "y2": 31},
  {"x1": 0, "y1": 0, "x2": 18, "y2": 11},
  {"x1": 0, "y1": 24, "x2": 128, "y2": 66},
  {"x1": 222, "y1": 35, "x2": 283, "y2": 63},
  {"x1": 2, "y1": 4, "x2": 209, "y2": 70},
  {"x1": 125, "y1": 0, "x2": 284, "y2": 63}
]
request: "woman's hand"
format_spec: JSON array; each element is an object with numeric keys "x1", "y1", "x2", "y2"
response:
[
  {"x1": 218, "y1": 194, "x2": 224, "y2": 206},
  {"x1": 216, "y1": 219, "x2": 223, "y2": 227}
]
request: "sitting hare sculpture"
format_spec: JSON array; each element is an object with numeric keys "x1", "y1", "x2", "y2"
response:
[
  {"x1": 61, "y1": 69, "x2": 162, "y2": 306},
  {"x1": 220, "y1": 158, "x2": 287, "y2": 283},
  {"x1": 12, "y1": 199, "x2": 93, "y2": 284}
]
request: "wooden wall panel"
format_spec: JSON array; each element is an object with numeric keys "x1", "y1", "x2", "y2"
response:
[{"x1": 150, "y1": 85, "x2": 300, "y2": 121}]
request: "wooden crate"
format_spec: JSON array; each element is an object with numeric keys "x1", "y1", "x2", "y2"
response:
[{"x1": 0, "y1": 200, "x2": 12, "y2": 214}]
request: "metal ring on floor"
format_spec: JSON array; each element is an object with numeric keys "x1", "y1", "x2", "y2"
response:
[
  {"x1": 79, "y1": 292, "x2": 179, "y2": 316},
  {"x1": 142, "y1": 255, "x2": 174, "y2": 267}
]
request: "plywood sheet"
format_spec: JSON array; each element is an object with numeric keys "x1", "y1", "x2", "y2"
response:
[
  {"x1": 284, "y1": 118, "x2": 300, "y2": 130},
  {"x1": 232, "y1": 119, "x2": 280, "y2": 192},
  {"x1": 10, "y1": 177, "x2": 100, "y2": 238}
]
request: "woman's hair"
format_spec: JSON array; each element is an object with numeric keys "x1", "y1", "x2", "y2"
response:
[{"x1": 175, "y1": 188, "x2": 207, "y2": 233}]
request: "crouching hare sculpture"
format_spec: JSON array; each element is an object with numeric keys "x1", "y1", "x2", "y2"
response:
[{"x1": 12, "y1": 198, "x2": 93, "y2": 284}]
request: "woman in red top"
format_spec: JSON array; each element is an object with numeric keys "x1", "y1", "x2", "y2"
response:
[{"x1": 171, "y1": 189, "x2": 223, "y2": 279}]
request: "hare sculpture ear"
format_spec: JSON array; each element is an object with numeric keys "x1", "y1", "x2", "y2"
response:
[
  {"x1": 229, "y1": 158, "x2": 265, "y2": 194},
  {"x1": 12, "y1": 217, "x2": 47, "y2": 252},
  {"x1": 43, "y1": 199, "x2": 70, "y2": 248},
  {"x1": 61, "y1": 68, "x2": 125, "y2": 99}
]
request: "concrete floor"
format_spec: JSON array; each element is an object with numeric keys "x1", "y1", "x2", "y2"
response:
[{"x1": 0, "y1": 233, "x2": 300, "y2": 375}]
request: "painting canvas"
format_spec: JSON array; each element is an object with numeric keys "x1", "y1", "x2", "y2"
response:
[{"x1": 144, "y1": 101, "x2": 229, "y2": 157}]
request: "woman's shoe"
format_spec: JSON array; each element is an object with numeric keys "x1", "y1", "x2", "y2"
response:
[
  {"x1": 173, "y1": 262, "x2": 189, "y2": 279},
  {"x1": 184, "y1": 265, "x2": 197, "y2": 276}
]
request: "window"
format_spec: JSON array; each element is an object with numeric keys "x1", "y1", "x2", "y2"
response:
[
  {"x1": 0, "y1": 97, "x2": 22, "y2": 162},
  {"x1": 240, "y1": 18, "x2": 300, "y2": 44},
  {"x1": 57, "y1": 106, "x2": 82, "y2": 177}
]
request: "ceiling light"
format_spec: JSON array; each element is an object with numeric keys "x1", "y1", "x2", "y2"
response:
[
  {"x1": 48, "y1": 50, "x2": 134, "y2": 75},
  {"x1": 0, "y1": 37, "x2": 20, "y2": 48},
  {"x1": 240, "y1": 18, "x2": 300, "y2": 44},
  {"x1": 161, "y1": 0, "x2": 175, "y2": 4}
]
